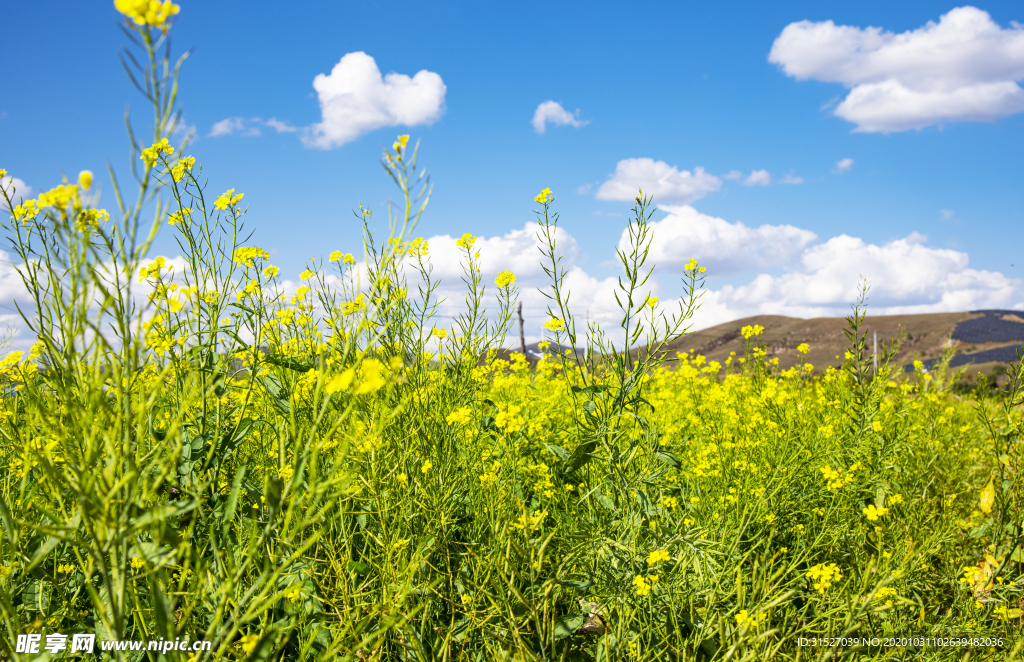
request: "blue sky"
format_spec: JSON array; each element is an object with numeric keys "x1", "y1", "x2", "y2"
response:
[{"x1": 2, "y1": 1, "x2": 1023, "y2": 341}]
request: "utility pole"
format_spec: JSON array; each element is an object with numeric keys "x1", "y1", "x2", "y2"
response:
[
  {"x1": 873, "y1": 331, "x2": 878, "y2": 376},
  {"x1": 517, "y1": 301, "x2": 526, "y2": 356}
]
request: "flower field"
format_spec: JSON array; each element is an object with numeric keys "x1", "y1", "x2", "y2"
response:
[{"x1": 0, "y1": 4, "x2": 1022, "y2": 661}]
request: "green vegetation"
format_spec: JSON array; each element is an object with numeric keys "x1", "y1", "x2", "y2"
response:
[{"x1": 0, "y1": 5, "x2": 1021, "y2": 660}]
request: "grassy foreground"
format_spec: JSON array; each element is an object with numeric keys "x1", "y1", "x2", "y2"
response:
[{"x1": 1, "y1": 4, "x2": 1023, "y2": 661}]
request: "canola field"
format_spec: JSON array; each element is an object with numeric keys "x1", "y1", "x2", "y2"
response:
[{"x1": 0, "y1": 3, "x2": 1022, "y2": 661}]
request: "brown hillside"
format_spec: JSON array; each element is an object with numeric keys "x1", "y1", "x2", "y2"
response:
[{"x1": 659, "y1": 312, "x2": 986, "y2": 372}]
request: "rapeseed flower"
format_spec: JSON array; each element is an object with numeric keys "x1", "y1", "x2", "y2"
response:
[
  {"x1": 646, "y1": 550, "x2": 671, "y2": 565},
  {"x1": 862, "y1": 504, "x2": 889, "y2": 521},
  {"x1": 534, "y1": 188, "x2": 553, "y2": 204},
  {"x1": 214, "y1": 188, "x2": 244, "y2": 210},
  {"x1": 78, "y1": 170, "x2": 93, "y2": 190},
  {"x1": 735, "y1": 609, "x2": 765, "y2": 627},
  {"x1": 116, "y1": 0, "x2": 180, "y2": 31},
  {"x1": 495, "y1": 270, "x2": 516, "y2": 288},
  {"x1": 170, "y1": 156, "x2": 195, "y2": 182},
  {"x1": 140, "y1": 138, "x2": 173, "y2": 166},
  {"x1": 543, "y1": 318, "x2": 565, "y2": 333},
  {"x1": 167, "y1": 207, "x2": 191, "y2": 226},
  {"x1": 806, "y1": 563, "x2": 842, "y2": 593},
  {"x1": 455, "y1": 233, "x2": 476, "y2": 249}
]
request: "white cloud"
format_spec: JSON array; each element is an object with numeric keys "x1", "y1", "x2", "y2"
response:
[
  {"x1": 836, "y1": 158, "x2": 854, "y2": 173},
  {"x1": 210, "y1": 117, "x2": 248, "y2": 137},
  {"x1": 704, "y1": 232, "x2": 1023, "y2": 318},
  {"x1": 303, "y1": 52, "x2": 446, "y2": 149},
  {"x1": 769, "y1": 7, "x2": 1024, "y2": 132},
  {"x1": 1, "y1": 176, "x2": 32, "y2": 205},
  {"x1": 723, "y1": 170, "x2": 743, "y2": 180},
  {"x1": 264, "y1": 118, "x2": 298, "y2": 133},
  {"x1": 532, "y1": 101, "x2": 588, "y2": 134},
  {"x1": 779, "y1": 173, "x2": 804, "y2": 184},
  {"x1": 210, "y1": 117, "x2": 297, "y2": 137},
  {"x1": 413, "y1": 213, "x2": 1023, "y2": 344},
  {"x1": 743, "y1": 170, "x2": 771, "y2": 186},
  {"x1": 632, "y1": 205, "x2": 817, "y2": 276},
  {"x1": 595, "y1": 158, "x2": 722, "y2": 204}
]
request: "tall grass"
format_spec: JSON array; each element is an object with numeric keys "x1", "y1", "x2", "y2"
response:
[{"x1": 0, "y1": 5, "x2": 1021, "y2": 661}]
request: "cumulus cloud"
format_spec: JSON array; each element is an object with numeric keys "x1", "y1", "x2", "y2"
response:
[
  {"x1": 779, "y1": 173, "x2": 804, "y2": 184},
  {"x1": 210, "y1": 116, "x2": 297, "y2": 137},
  {"x1": 769, "y1": 7, "x2": 1024, "y2": 132},
  {"x1": 836, "y1": 158, "x2": 854, "y2": 173},
  {"x1": 743, "y1": 170, "x2": 771, "y2": 186},
  {"x1": 631, "y1": 205, "x2": 817, "y2": 277},
  {"x1": 304, "y1": 52, "x2": 446, "y2": 149},
  {"x1": 595, "y1": 158, "x2": 721, "y2": 204},
  {"x1": 532, "y1": 101, "x2": 588, "y2": 134},
  {"x1": 410, "y1": 213, "x2": 1022, "y2": 343},
  {"x1": 1, "y1": 176, "x2": 32, "y2": 205},
  {"x1": 704, "y1": 232, "x2": 1023, "y2": 319}
]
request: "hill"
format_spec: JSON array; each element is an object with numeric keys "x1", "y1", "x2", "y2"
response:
[{"x1": 658, "y1": 309, "x2": 1024, "y2": 376}]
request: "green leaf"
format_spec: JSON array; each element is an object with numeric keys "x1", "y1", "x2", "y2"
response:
[
  {"x1": 555, "y1": 579, "x2": 595, "y2": 591},
  {"x1": 260, "y1": 374, "x2": 291, "y2": 414},
  {"x1": 564, "y1": 437, "x2": 598, "y2": 474},
  {"x1": 553, "y1": 613, "x2": 586, "y2": 640},
  {"x1": 545, "y1": 444, "x2": 569, "y2": 462},
  {"x1": 347, "y1": 560, "x2": 369, "y2": 574},
  {"x1": 655, "y1": 451, "x2": 682, "y2": 469},
  {"x1": 265, "y1": 354, "x2": 314, "y2": 373}
]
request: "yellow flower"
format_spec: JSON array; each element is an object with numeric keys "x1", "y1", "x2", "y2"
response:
[
  {"x1": 170, "y1": 156, "x2": 195, "y2": 182},
  {"x1": 325, "y1": 368, "x2": 356, "y2": 394},
  {"x1": 396, "y1": 473, "x2": 408, "y2": 486},
  {"x1": 797, "y1": 343, "x2": 809, "y2": 354},
  {"x1": 735, "y1": 609, "x2": 766, "y2": 627},
  {"x1": 214, "y1": 188, "x2": 244, "y2": 210},
  {"x1": 130, "y1": 558, "x2": 145, "y2": 570},
  {"x1": 262, "y1": 265, "x2": 280, "y2": 278},
  {"x1": 862, "y1": 504, "x2": 889, "y2": 521},
  {"x1": 238, "y1": 633, "x2": 259, "y2": 655},
  {"x1": 167, "y1": 207, "x2": 191, "y2": 226},
  {"x1": 115, "y1": 0, "x2": 181, "y2": 31},
  {"x1": 393, "y1": 135, "x2": 410, "y2": 152},
  {"x1": 646, "y1": 296, "x2": 659, "y2": 309},
  {"x1": 534, "y1": 187, "x2": 553, "y2": 204},
  {"x1": 329, "y1": 250, "x2": 343, "y2": 262},
  {"x1": 78, "y1": 170, "x2": 93, "y2": 190},
  {"x1": 140, "y1": 138, "x2": 174, "y2": 166},
  {"x1": 806, "y1": 563, "x2": 842, "y2": 593},
  {"x1": 740, "y1": 324, "x2": 764, "y2": 339},
  {"x1": 446, "y1": 406, "x2": 473, "y2": 426},
  {"x1": 632, "y1": 574, "x2": 652, "y2": 596},
  {"x1": 646, "y1": 550, "x2": 671, "y2": 566},
  {"x1": 300, "y1": 269, "x2": 314, "y2": 280},
  {"x1": 343, "y1": 253, "x2": 356, "y2": 265},
  {"x1": 456, "y1": 233, "x2": 477, "y2": 249},
  {"x1": 421, "y1": 460, "x2": 433, "y2": 474},
  {"x1": 232, "y1": 246, "x2": 269, "y2": 267},
  {"x1": 432, "y1": 328, "x2": 448, "y2": 339},
  {"x1": 543, "y1": 318, "x2": 565, "y2": 333},
  {"x1": 495, "y1": 270, "x2": 516, "y2": 288},
  {"x1": 75, "y1": 208, "x2": 110, "y2": 233},
  {"x1": 353, "y1": 359, "x2": 387, "y2": 395}
]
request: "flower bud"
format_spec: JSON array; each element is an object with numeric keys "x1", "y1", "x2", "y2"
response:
[{"x1": 78, "y1": 170, "x2": 94, "y2": 190}]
